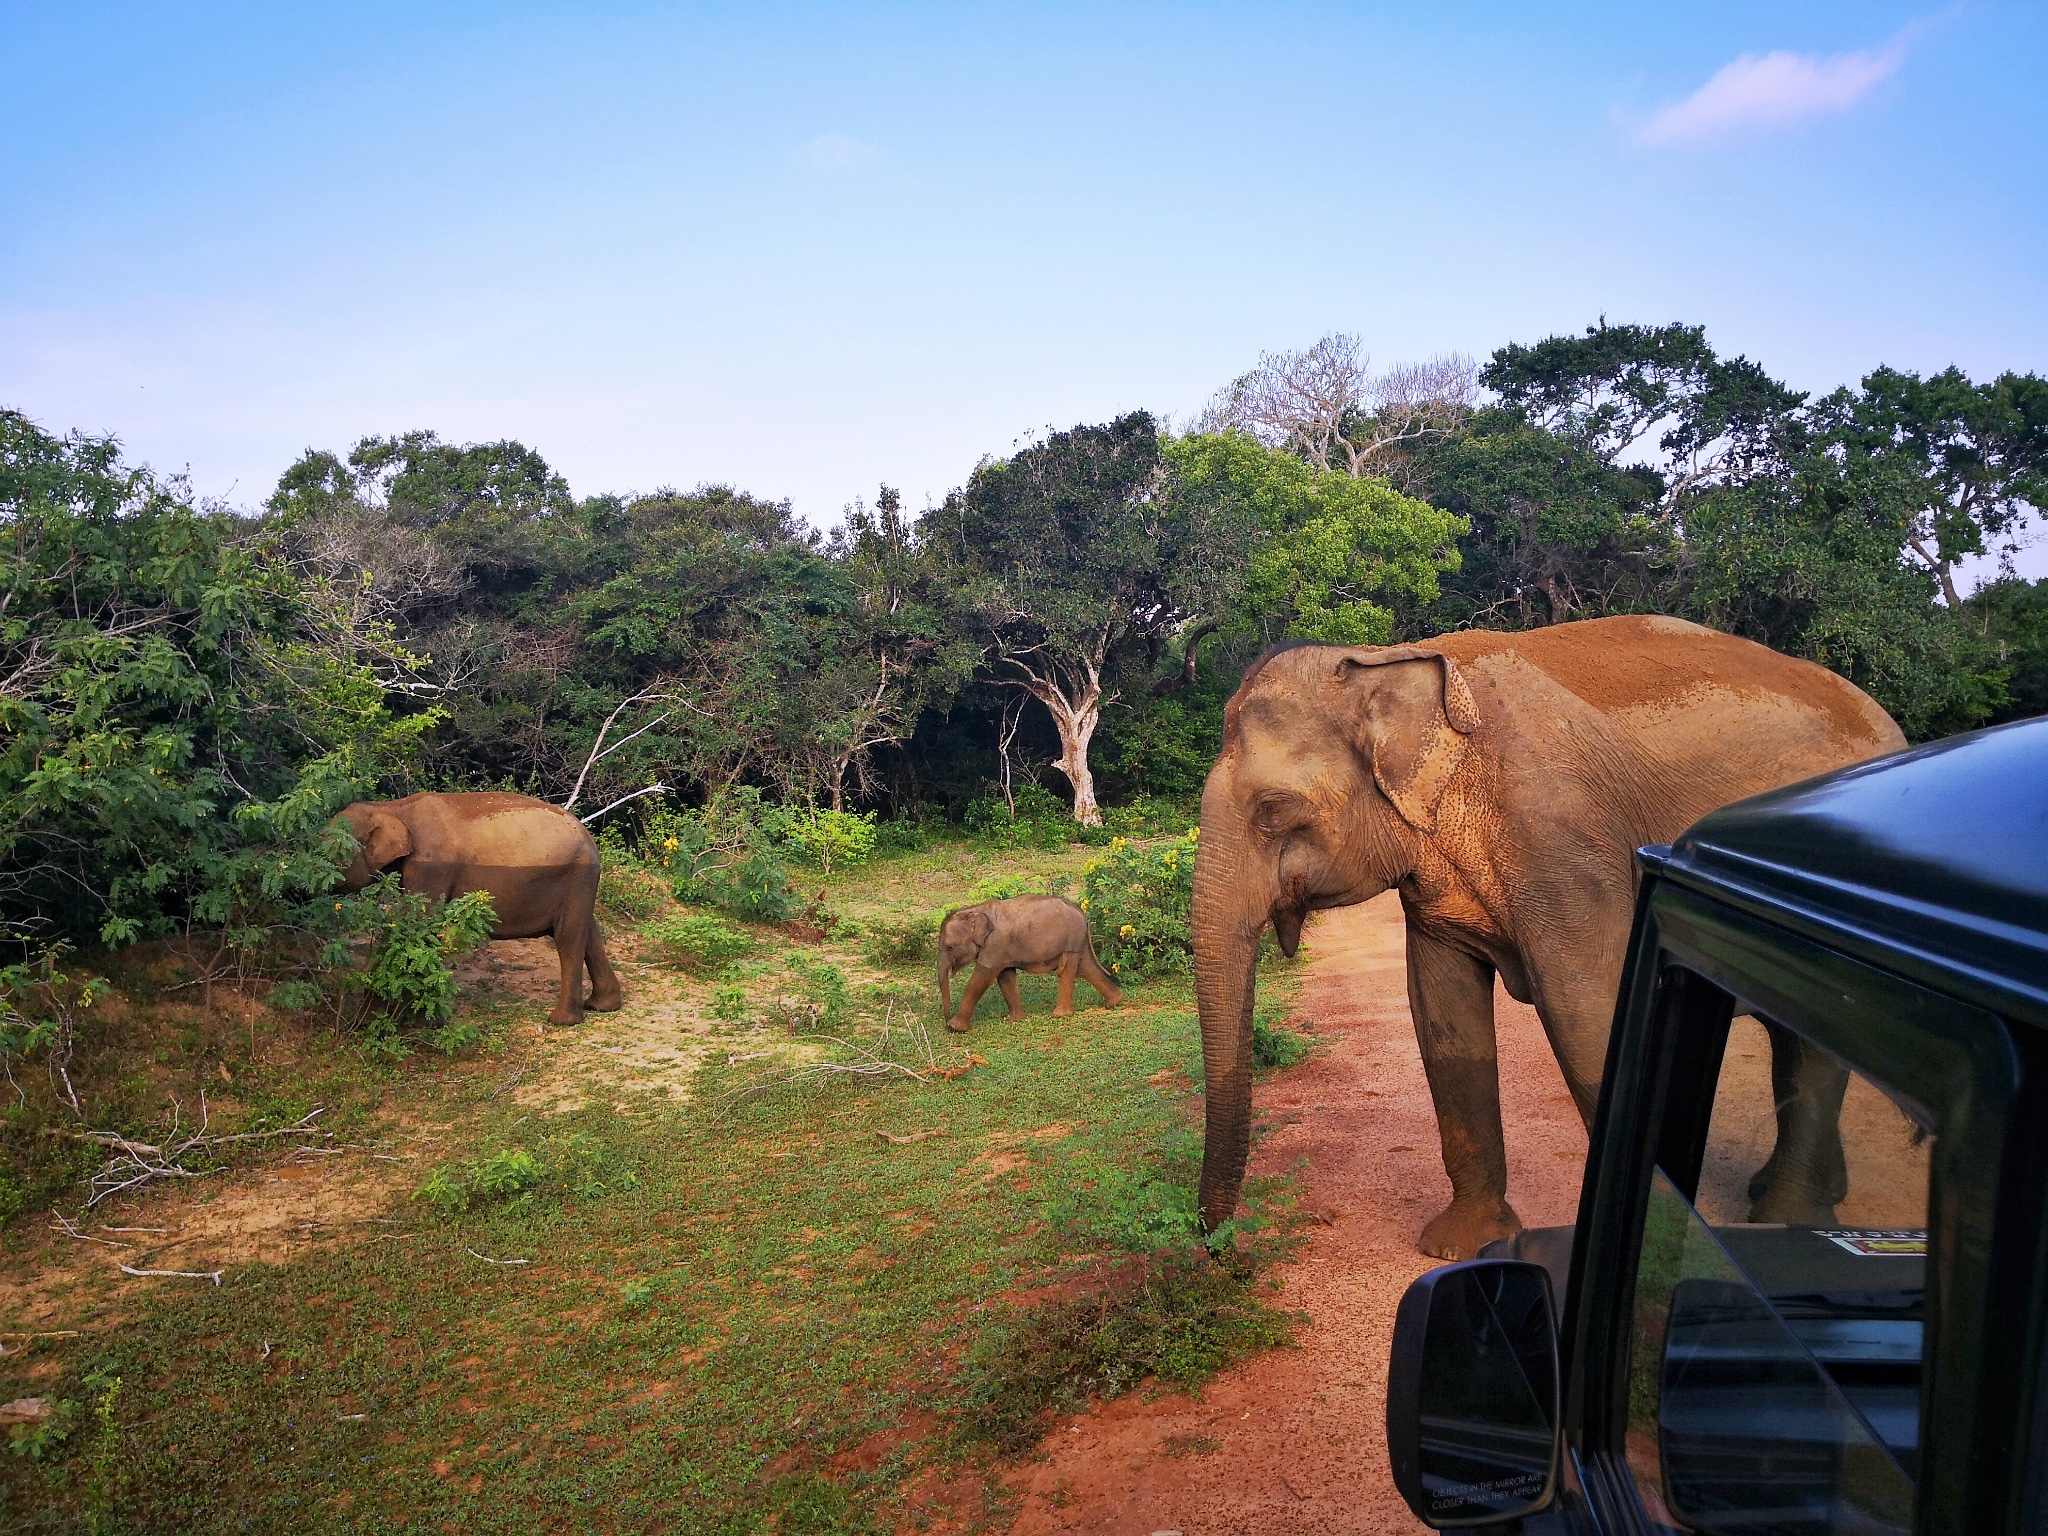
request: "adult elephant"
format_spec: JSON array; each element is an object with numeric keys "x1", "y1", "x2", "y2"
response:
[
  {"x1": 1192, "y1": 616, "x2": 1904, "y2": 1259},
  {"x1": 336, "y1": 792, "x2": 623, "y2": 1028}
]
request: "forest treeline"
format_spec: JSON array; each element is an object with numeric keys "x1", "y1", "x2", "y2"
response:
[{"x1": 3, "y1": 320, "x2": 2045, "y2": 956}]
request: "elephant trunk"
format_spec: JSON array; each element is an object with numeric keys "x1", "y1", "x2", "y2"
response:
[
  {"x1": 1193, "y1": 809, "x2": 1268, "y2": 1234},
  {"x1": 936, "y1": 949, "x2": 953, "y2": 1019}
]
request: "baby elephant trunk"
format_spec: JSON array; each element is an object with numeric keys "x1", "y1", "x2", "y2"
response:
[{"x1": 936, "y1": 950, "x2": 954, "y2": 1018}]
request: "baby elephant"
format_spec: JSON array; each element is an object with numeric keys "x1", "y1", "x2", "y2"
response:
[{"x1": 936, "y1": 894, "x2": 1124, "y2": 1033}]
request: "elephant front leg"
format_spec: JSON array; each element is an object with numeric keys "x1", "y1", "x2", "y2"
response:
[
  {"x1": 996, "y1": 968, "x2": 1025, "y2": 1021},
  {"x1": 1408, "y1": 927, "x2": 1520, "y2": 1260},
  {"x1": 948, "y1": 965, "x2": 999, "y2": 1033}
]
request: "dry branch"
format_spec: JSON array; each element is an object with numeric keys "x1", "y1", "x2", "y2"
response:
[
  {"x1": 119, "y1": 1264, "x2": 223, "y2": 1285},
  {"x1": 48, "y1": 1098, "x2": 329, "y2": 1207}
]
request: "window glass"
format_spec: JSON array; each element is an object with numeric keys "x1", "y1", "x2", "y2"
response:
[{"x1": 1622, "y1": 1007, "x2": 1931, "y2": 1535}]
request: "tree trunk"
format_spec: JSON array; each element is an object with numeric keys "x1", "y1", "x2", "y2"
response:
[{"x1": 1030, "y1": 680, "x2": 1104, "y2": 826}]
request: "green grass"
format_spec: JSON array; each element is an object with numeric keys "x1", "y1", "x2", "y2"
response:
[{"x1": 0, "y1": 834, "x2": 1309, "y2": 1534}]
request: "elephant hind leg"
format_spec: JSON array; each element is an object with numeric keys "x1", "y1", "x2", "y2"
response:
[
  {"x1": 1051, "y1": 955, "x2": 1079, "y2": 1017},
  {"x1": 1079, "y1": 950, "x2": 1123, "y2": 1007},
  {"x1": 586, "y1": 920, "x2": 623, "y2": 1012}
]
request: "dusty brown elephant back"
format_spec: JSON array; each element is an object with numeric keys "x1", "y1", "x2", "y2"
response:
[{"x1": 1430, "y1": 615, "x2": 1900, "y2": 779}]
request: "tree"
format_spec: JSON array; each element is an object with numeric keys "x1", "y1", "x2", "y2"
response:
[
  {"x1": 939, "y1": 412, "x2": 1230, "y2": 825},
  {"x1": 1196, "y1": 333, "x2": 1478, "y2": 478},
  {"x1": 1838, "y1": 366, "x2": 2048, "y2": 609},
  {"x1": 1482, "y1": 320, "x2": 1804, "y2": 510},
  {"x1": 809, "y1": 488, "x2": 978, "y2": 809},
  {"x1": 2, "y1": 411, "x2": 427, "y2": 949},
  {"x1": 1166, "y1": 432, "x2": 1465, "y2": 644}
]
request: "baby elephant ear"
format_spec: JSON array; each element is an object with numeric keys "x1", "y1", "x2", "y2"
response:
[
  {"x1": 965, "y1": 908, "x2": 995, "y2": 946},
  {"x1": 362, "y1": 811, "x2": 414, "y2": 870},
  {"x1": 1334, "y1": 647, "x2": 1479, "y2": 833}
]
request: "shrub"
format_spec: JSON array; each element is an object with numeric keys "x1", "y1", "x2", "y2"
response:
[
  {"x1": 343, "y1": 877, "x2": 497, "y2": 1027},
  {"x1": 596, "y1": 862, "x2": 667, "y2": 922},
  {"x1": 413, "y1": 1131, "x2": 635, "y2": 1213},
  {"x1": 644, "y1": 910, "x2": 755, "y2": 976},
  {"x1": 1080, "y1": 831, "x2": 1197, "y2": 980},
  {"x1": 785, "y1": 808, "x2": 878, "y2": 879},
  {"x1": 648, "y1": 792, "x2": 800, "y2": 922},
  {"x1": 873, "y1": 817, "x2": 936, "y2": 854},
  {"x1": 865, "y1": 911, "x2": 942, "y2": 966},
  {"x1": 959, "y1": 1247, "x2": 1298, "y2": 1452},
  {"x1": 1253, "y1": 1018, "x2": 1312, "y2": 1069},
  {"x1": 964, "y1": 783, "x2": 1071, "y2": 851},
  {"x1": 969, "y1": 873, "x2": 1035, "y2": 903}
]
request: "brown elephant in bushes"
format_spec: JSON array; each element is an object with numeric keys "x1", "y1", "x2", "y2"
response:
[
  {"x1": 937, "y1": 895, "x2": 1123, "y2": 1033},
  {"x1": 336, "y1": 792, "x2": 623, "y2": 1028},
  {"x1": 1190, "y1": 616, "x2": 1905, "y2": 1259}
]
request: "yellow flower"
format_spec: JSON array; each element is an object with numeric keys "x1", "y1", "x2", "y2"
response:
[
  {"x1": 1119, "y1": 924, "x2": 1135, "y2": 939},
  {"x1": 1078, "y1": 898, "x2": 1089, "y2": 911},
  {"x1": 1188, "y1": 827, "x2": 1199, "y2": 840},
  {"x1": 334, "y1": 902, "x2": 343, "y2": 910},
  {"x1": 1111, "y1": 963, "x2": 1120, "y2": 973},
  {"x1": 663, "y1": 836, "x2": 679, "y2": 851}
]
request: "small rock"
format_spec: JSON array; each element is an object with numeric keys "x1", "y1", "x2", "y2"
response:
[{"x1": 0, "y1": 1398, "x2": 51, "y2": 1427}]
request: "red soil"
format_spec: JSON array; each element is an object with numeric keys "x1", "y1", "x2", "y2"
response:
[{"x1": 1000, "y1": 892, "x2": 1589, "y2": 1535}]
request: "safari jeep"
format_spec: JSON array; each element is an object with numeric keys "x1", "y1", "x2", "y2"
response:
[{"x1": 1384, "y1": 715, "x2": 2048, "y2": 1535}]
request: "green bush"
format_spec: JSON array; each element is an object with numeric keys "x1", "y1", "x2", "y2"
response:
[
  {"x1": 1080, "y1": 831, "x2": 1197, "y2": 980},
  {"x1": 785, "y1": 808, "x2": 878, "y2": 878},
  {"x1": 968, "y1": 872, "x2": 1035, "y2": 903},
  {"x1": 413, "y1": 1132, "x2": 635, "y2": 1213},
  {"x1": 644, "y1": 910, "x2": 755, "y2": 976},
  {"x1": 865, "y1": 911, "x2": 942, "y2": 966},
  {"x1": 960, "y1": 1247, "x2": 1298, "y2": 1452},
  {"x1": 1253, "y1": 1018, "x2": 1312, "y2": 1069},
  {"x1": 964, "y1": 783, "x2": 1072, "y2": 851},
  {"x1": 645, "y1": 791, "x2": 801, "y2": 922},
  {"x1": 873, "y1": 817, "x2": 936, "y2": 854}
]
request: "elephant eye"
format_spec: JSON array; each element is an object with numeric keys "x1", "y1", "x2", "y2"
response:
[{"x1": 1252, "y1": 792, "x2": 1307, "y2": 838}]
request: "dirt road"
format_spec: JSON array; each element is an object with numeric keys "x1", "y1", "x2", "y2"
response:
[{"x1": 1002, "y1": 892, "x2": 1589, "y2": 1535}]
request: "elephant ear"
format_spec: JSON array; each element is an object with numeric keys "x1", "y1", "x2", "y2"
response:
[
  {"x1": 361, "y1": 811, "x2": 414, "y2": 871},
  {"x1": 961, "y1": 908, "x2": 994, "y2": 947},
  {"x1": 1334, "y1": 647, "x2": 1480, "y2": 833}
]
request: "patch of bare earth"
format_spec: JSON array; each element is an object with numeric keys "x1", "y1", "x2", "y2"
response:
[{"x1": 1000, "y1": 892, "x2": 1589, "y2": 1535}]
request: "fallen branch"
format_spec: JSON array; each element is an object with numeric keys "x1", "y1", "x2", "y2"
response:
[
  {"x1": 720, "y1": 1003, "x2": 982, "y2": 1111},
  {"x1": 119, "y1": 1264, "x2": 223, "y2": 1285},
  {"x1": 52, "y1": 1098, "x2": 330, "y2": 1207},
  {"x1": 875, "y1": 1129, "x2": 945, "y2": 1146},
  {"x1": 466, "y1": 1249, "x2": 530, "y2": 1266},
  {"x1": 50, "y1": 1212, "x2": 129, "y2": 1247}
]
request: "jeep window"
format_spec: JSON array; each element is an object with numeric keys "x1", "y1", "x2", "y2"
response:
[{"x1": 1621, "y1": 993, "x2": 1931, "y2": 1535}]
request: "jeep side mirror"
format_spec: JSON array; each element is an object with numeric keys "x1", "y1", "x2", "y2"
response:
[{"x1": 1387, "y1": 1259, "x2": 1561, "y2": 1528}]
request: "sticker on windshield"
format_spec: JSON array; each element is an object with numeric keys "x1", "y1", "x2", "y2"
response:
[{"x1": 1816, "y1": 1229, "x2": 1927, "y2": 1256}]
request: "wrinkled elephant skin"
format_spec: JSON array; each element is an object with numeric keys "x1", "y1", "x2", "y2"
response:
[
  {"x1": 1190, "y1": 616, "x2": 1905, "y2": 1258},
  {"x1": 937, "y1": 894, "x2": 1123, "y2": 1032},
  {"x1": 335, "y1": 792, "x2": 623, "y2": 1028}
]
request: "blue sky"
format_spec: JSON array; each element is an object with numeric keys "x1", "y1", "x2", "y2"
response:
[{"x1": 3, "y1": 2, "x2": 2044, "y2": 574}]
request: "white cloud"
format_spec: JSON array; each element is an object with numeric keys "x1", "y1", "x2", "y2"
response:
[
  {"x1": 1642, "y1": 32, "x2": 1912, "y2": 145},
  {"x1": 794, "y1": 132, "x2": 876, "y2": 172}
]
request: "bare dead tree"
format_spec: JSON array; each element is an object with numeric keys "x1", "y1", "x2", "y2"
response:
[{"x1": 1197, "y1": 334, "x2": 1478, "y2": 476}]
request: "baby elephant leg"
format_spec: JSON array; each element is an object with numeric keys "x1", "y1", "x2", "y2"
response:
[
  {"x1": 1052, "y1": 955, "x2": 1079, "y2": 1017},
  {"x1": 997, "y1": 968, "x2": 1025, "y2": 1021},
  {"x1": 948, "y1": 965, "x2": 999, "y2": 1033},
  {"x1": 1079, "y1": 950, "x2": 1124, "y2": 1008}
]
